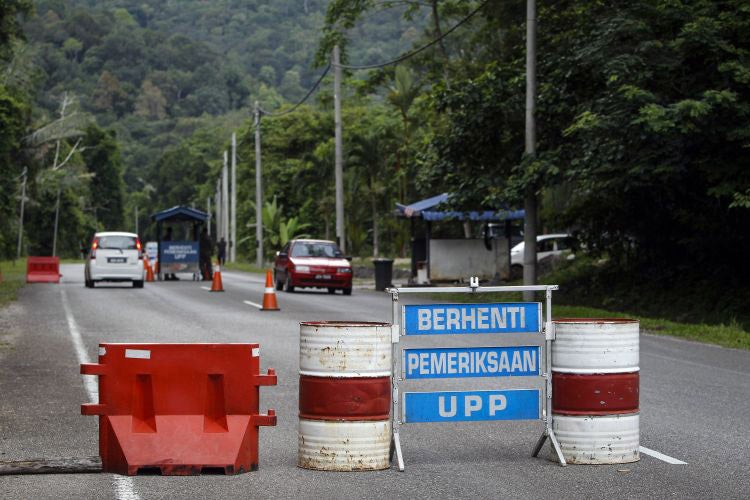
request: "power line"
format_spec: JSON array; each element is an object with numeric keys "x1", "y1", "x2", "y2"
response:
[
  {"x1": 258, "y1": 63, "x2": 332, "y2": 117},
  {"x1": 336, "y1": 0, "x2": 490, "y2": 70},
  {"x1": 255, "y1": 0, "x2": 487, "y2": 117}
]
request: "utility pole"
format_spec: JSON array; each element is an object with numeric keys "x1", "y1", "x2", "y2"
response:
[
  {"x1": 52, "y1": 187, "x2": 61, "y2": 257},
  {"x1": 215, "y1": 179, "x2": 221, "y2": 240},
  {"x1": 523, "y1": 0, "x2": 538, "y2": 302},
  {"x1": 254, "y1": 101, "x2": 264, "y2": 268},
  {"x1": 222, "y1": 151, "x2": 229, "y2": 250},
  {"x1": 207, "y1": 196, "x2": 212, "y2": 236},
  {"x1": 333, "y1": 45, "x2": 346, "y2": 253},
  {"x1": 16, "y1": 167, "x2": 27, "y2": 259},
  {"x1": 135, "y1": 206, "x2": 139, "y2": 235},
  {"x1": 231, "y1": 133, "x2": 237, "y2": 263}
]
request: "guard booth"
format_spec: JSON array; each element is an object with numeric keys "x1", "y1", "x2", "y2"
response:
[
  {"x1": 395, "y1": 193, "x2": 524, "y2": 284},
  {"x1": 151, "y1": 206, "x2": 209, "y2": 281}
]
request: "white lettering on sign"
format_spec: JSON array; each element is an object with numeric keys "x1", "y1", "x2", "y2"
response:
[
  {"x1": 439, "y1": 396, "x2": 457, "y2": 417},
  {"x1": 489, "y1": 395, "x2": 507, "y2": 415},
  {"x1": 405, "y1": 348, "x2": 538, "y2": 377},
  {"x1": 418, "y1": 309, "x2": 431, "y2": 330},
  {"x1": 418, "y1": 306, "x2": 526, "y2": 331},
  {"x1": 465, "y1": 395, "x2": 482, "y2": 416}
]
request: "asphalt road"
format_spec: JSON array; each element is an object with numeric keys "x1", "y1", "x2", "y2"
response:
[{"x1": 1, "y1": 264, "x2": 748, "y2": 499}]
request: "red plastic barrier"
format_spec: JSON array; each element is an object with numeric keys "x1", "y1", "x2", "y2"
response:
[
  {"x1": 26, "y1": 256, "x2": 62, "y2": 283},
  {"x1": 81, "y1": 343, "x2": 277, "y2": 475}
]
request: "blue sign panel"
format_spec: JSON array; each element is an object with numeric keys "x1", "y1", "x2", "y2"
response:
[
  {"x1": 403, "y1": 389, "x2": 540, "y2": 423},
  {"x1": 403, "y1": 303, "x2": 541, "y2": 335},
  {"x1": 161, "y1": 241, "x2": 199, "y2": 264},
  {"x1": 403, "y1": 346, "x2": 540, "y2": 380}
]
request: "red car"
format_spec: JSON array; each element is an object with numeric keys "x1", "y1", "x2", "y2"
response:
[{"x1": 274, "y1": 239, "x2": 353, "y2": 295}]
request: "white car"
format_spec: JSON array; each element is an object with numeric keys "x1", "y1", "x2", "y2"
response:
[
  {"x1": 510, "y1": 234, "x2": 573, "y2": 274},
  {"x1": 84, "y1": 231, "x2": 145, "y2": 288}
]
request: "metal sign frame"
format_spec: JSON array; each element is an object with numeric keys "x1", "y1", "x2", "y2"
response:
[{"x1": 388, "y1": 279, "x2": 567, "y2": 471}]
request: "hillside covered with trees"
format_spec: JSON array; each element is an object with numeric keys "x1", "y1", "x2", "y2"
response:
[{"x1": 1, "y1": 0, "x2": 749, "y2": 327}]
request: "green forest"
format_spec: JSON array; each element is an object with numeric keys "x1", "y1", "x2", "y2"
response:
[{"x1": 1, "y1": 0, "x2": 749, "y2": 326}]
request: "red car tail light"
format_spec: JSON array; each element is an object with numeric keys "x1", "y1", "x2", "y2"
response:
[{"x1": 91, "y1": 238, "x2": 99, "y2": 258}]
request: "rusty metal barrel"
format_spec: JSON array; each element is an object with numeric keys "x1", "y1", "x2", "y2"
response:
[
  {"x1": 298, "y1": 321, "x2": 392, "y2": 471},
  {"x1": 552, "y1": 318, "x2": 640, "y2": 464}
]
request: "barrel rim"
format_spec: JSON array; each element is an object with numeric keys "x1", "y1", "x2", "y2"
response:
[
  {"x1": 300, "y1": 320, "x2": 391, "y2": 328},
  {"x1": 553, "y1": 318, "x2": 639, "y2": 324}
]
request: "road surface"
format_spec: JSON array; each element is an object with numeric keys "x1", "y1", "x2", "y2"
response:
[{"x1": 0, "y1": 264, "x2": 748, "y2": 499}]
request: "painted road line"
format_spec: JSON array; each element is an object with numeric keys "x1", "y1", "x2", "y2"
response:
[
  {"x1": 61, "y1": 289, "x2": 142, "y2": 500},
  {"x1": 201, "y1": 286, "x2": 211, "y2": 291},
  {"x1": 243, "y1": 300, "x2": 263, "y2": 309},
  {"x1": 639, "y1": 446, "x2": 688, "y2": 465}
]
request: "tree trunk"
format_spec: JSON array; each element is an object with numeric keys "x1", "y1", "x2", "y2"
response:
[{"x1": 431, "y1": 0, "x2": 450, "y2": 84}]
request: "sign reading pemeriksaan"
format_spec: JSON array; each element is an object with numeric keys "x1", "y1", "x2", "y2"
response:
[
  {"x1": 403, "y1": 346, "x2": 541, "y2": 379},
  {"x1": 402, "y1": 303, "x2": 542, "y2": 335},
  {"x1": 403, "y1": 389, "x2": 541, "y2": 423}
]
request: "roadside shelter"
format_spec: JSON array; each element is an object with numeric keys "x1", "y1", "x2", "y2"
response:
[
  {"x1": 395, "y1": 193, "x2": 524, "y2": 283},
  {"x1": 151, "y1": 206, "x2": 209, "y2": 280}
]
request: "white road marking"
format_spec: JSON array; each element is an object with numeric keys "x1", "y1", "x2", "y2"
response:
[
  {"x1": 201, "y1": 286, "x2": 211, "y2": 291},
  {"x1": 243, "y1": 300, "x2": 263, "y2": 309},
  {"x1": 61, "y1": 289, "x2": 141, "y2": 500},
  {"x1": 639, "y1": 446, "x2": 687, "y2": 465}
]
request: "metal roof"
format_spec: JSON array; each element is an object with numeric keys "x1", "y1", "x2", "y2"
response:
[
  {"x1": 151, "y1": 205, "x2": 209, "y2": 223},
  {"x1": 395, "y1": 194, "x2": 524, "y2": 222}
]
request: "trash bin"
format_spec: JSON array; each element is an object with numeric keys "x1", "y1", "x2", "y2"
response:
[{"x1": 373, "y1": 258, "x2": 394, "y2": 291}]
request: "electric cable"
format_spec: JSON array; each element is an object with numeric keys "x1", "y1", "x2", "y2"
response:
[
  {"x1": 258, "y1": 63, "x2": 331, "y2": 117},
  {"x1": 335, "y1": 0, "x2": 489, "y2": 70},
  {"x1": 255, "y1": 0, "x2": 487, "y2": 116}
]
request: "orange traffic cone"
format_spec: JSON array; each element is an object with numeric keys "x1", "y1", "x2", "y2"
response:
[
  {"x1": 210, "y1": 260, "x2": 224, "y2": 292},
  {"x1": 261, "y1": 269, "x2": 279, "y2": 311},
  {"x1": 144, "y1": 254, "x2": 155, "y2": 282}
]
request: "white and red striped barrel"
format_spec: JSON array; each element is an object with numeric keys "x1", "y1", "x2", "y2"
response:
[
  {"x1": 298, "y1": 321, "x2": 391, "y2": 471},
  {"x1": 552, "y1": 318, "x2": 640, "y2": 464}
]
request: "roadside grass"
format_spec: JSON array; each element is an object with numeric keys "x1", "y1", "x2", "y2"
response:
[
  {"x1": 423, "y1": 290, "x2": 750, "y2": 350},
  {"x1": 223, "y1": 261, "x2": 267, "y2": 274},
  {"x1": 0, "y1": 259, "x2": 27, "y2": 309}
]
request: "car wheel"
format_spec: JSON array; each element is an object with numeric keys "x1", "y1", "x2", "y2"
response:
[
  {"x1": 343, "y1": 287, "x2": 352, "y2": 296},
  {"x1": 327, "y1": 287, "x2": 336, "y2": 294},
  {"x1": 284, "y1": 275, "x2": 295, "y2": 293},
  {"x1": 133, "y1": 280, "x2": 144, "y2": 289},
  {"x1": 275, "y1": 271, "x2": 283, "y2": 291}
]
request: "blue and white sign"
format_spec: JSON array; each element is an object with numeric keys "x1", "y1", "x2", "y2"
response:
[
  {"x1": 161, "y1": 241, "x2": 199, "y2": 264},
  {"x1": 403, "y1": 346, "x2": 540, "y2": 379},
  {"x1": 403, "y1": 303, "x2": 542, "y2": 335},
  {"x1": 403, "y1": 389, "x2": 541, "y2": 423}
]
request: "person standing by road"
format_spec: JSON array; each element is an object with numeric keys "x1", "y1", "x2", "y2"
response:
[
  {"x1": 217, "y1": 237, "x2": 227, "y2": 266},
  {"x1": 199, "y1": 227, "x2": 213, "y2": 281}
]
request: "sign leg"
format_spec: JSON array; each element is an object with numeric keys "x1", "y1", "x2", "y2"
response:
[
  {"x1": 393, "y1": 431, "x2": 405, "y2": 471},
  {"x1": 532, "y1": 430, "x2": 547, "y2": 458},
  {"x1": 548, "y1": 429, "x2": 567, "y2": 467}
]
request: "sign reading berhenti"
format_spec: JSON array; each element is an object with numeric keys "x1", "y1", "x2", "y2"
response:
[
  {"x1": 161, "y1": 241, "x2": 199, "y2": 263},
  {"x1": 403, "y1": 303, "x2": 542, "y2": 335},
  {"x1": 401, "y1": 302, "x2": 542, "y2": 424}
]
